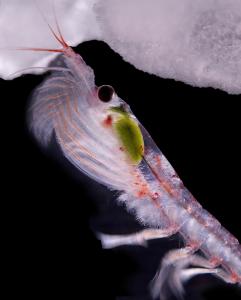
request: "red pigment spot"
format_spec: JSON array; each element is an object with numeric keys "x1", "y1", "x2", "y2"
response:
[
  {"x1": 186, "y1": 240, "x2": 201, "y2": 250},
  {"x1": 137, "y1": 185, "x2": 149, "y2": 198},
  {"x1": 187, "y1": 205, "x2": 193, "y2": 214},
  {"x1": 119, "y1": 146, "x2": 124, "y2": 151},
  {"x1": 209, "y1": 257, "x2": 222, "y2": 267},
  {"x1": 138, "y1": 190, "x2": 147, "y2": 198},
  {"x1": 152, "y1": 192, "x2": 159, "y2": 200},
  {"x1": 230, "y1": 272, "x2": 240, "y2": 283},
  {"x1": 155, "y1": 155, "x2": 161, "y2": 167},
  {"x1": 221, "y1": 262, "x2": 241, "y2": 283},
  {"x1": 171, "y1": 173, "x2": 178, "y2": 179},
  {"x1": 103, "y1": 115, "x2": 112, "y2": 127}
]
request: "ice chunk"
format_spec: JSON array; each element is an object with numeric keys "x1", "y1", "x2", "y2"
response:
[
  {"x1": 0, "y1": 0, "x2": 100, "y2": 79},
  {"x1": 95, "y1": 0, "x2": 241, "y2": 94},
  {"x1": 0, "y1": 0, "x2": 241, "y2": 94}
]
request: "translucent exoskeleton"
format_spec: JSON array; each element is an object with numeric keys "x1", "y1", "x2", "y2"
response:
[{"x1": 18, "y1": 8, "x2": 241, "y2": 300}]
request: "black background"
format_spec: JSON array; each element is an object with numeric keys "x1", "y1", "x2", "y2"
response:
[{"x1": 1, "y1": 41, "x2": 241, "y2": 299}]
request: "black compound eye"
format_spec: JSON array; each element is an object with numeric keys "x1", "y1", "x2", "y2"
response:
[{"x1": 97, "y1": 85, "x2": 115, "y2": 102}]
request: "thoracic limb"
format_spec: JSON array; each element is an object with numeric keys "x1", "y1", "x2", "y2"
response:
[
  {"x1": 97, "y1": 228, "x2": 240, "y2": 299},
  {"x1": 97, "y1": 226, "x2": 178, "y2": 249},
  {"x1": 151, "y1": 246, "x2": 222, "y2": 299}
]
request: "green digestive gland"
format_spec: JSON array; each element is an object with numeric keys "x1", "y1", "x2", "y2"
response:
[{"x1": 114, "y1": 115, "x2": 144, "y2": 165}]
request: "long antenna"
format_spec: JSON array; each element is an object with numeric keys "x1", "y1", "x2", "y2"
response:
[
  {"x1": 18, "y1": 0, "x2": 70, "y2": 53},
  {"x1": 16, "y1": 47, "x2": 64, "y2": 53}
]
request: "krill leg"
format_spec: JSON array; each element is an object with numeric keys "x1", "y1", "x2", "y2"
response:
[
  {"x1": 97, "y1": 226, "x2": 178, "y2": 249},
  {"x1": 151, "y1": 248, "x2": 226, "y2": 299}
]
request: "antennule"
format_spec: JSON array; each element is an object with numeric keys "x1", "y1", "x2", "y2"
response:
[
  {"x1": 34, "y1": 0, "x2": 69, "y2": 49},
  {"x1": 52, "y1": 1, "x2": 68, "y2": 48}
]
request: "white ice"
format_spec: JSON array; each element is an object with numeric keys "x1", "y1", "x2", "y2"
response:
[
  {"x1": 96, "y1": 0, "x2": 241, "y2": 95},
  {"x1": 0, "y1": 0, "x2": 100, "y2": 78},
  {"x1": 0, "y1": 0, "x2": 241, "y2": 95}
]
